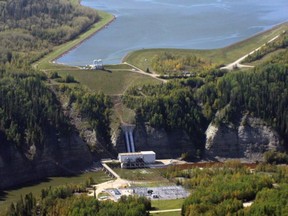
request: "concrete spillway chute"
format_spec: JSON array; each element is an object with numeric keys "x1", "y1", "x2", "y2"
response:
[
  {"x1": 129, "y1": 131, "x2": 135, "y2": 152},
  {"x1": 124, "y1": 131, "x2": 131, "y2": 152},
  {"x1": 122, "y1": 125, "x2": 135, "y2": 153}
]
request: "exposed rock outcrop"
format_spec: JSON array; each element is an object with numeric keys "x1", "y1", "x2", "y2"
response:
[
  {"x1": 0, "y1": 128, "x2": 92, "y2": 190},
  {"x1": 64, "y1": 101, "x2": 113, "y2": 159},
  {"x1": 0, "y1": 126, "x2": 93, "y2": 190},
  {"x1": 205, "y1": 114, "x2": 281, "y2": 161},
  {"x1": 116, "y1": 122, "x2": 195, "y2": 158}
]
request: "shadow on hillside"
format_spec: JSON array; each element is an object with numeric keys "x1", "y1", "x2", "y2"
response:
[{"x1": 0, "y1": 190, "x2": 8, "y2": 201}]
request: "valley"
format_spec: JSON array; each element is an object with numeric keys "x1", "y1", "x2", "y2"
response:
[{"x1": 0, "y1": 0, "x2": 288, "y2": 215}]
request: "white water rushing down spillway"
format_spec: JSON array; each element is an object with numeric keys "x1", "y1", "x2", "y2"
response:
[{"x1": 57, "y1": 0, "x2": 288, "y2": 66}]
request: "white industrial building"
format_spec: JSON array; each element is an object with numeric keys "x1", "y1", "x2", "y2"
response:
[{"x1": 118, "y1": 151, "x2": 156, "y2": 168}]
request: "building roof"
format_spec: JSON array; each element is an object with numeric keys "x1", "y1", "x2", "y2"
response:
[
  {"x1": 118, "y1": 151, "x2": 156, "y2": 156},
  {"x1": 118, "y1": 152, "x2": 142, "y2": 157},
  {"x1": 140, "y1": 151, "x2": 156, "y2": 155}
]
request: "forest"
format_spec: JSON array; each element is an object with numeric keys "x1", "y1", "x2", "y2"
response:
[
  {"x1": 0, "y1": 69, "x2": 112, "y2": 161},
  {"x1": 198, "y1": 50, "x2": 288, "y2": 142},
  {"x1": 3, "y1": 161, "x2": 288, "y2": 216},
  {"x1": 122, "y1": 79, "x2": 208, "y2": 154},
  {"x1": 151, "y1": 52, "x2": 217, "y2": 77},
  {"x1": 0, "y1": 0, "x2": 99, "y2": 65},
  {"x1": 123, "y1": 49, "x2": 288, "y2": 152},
  {"x1": 57, "y1": 85, "x2": 113, "y2": 151},
  {"x1": 0, "y1": 70, "x2": 68, "y2": 158},
  {"x1": 5, "y1": 183, "x2": 151, "y2": 216},
  {"x1": 0, "y1": 0, "x2": 288, "y2": 214},
  {"x1": 243, "y1": 30, "x2": 288, "y2": 63},
  {"x1": 160, "y1": 161, "x2": 288, "y2": 216},
  {"x1": 0, "y1": 0, "x2": 112, "y2": 176}
]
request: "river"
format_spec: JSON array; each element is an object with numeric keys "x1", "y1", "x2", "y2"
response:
[{"x1": 57, "y1": 0, "x2": 288, "y2": 65}]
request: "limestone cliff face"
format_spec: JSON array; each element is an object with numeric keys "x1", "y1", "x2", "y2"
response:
[
  {"x1": 116, "y1": 122, "x2": 195, "y2": 158},
  {"x1": 205, "y1": 114, "x2": 281, "y2": 161},
  {"x1": 0, "y1": 128, "x2": 92, "y2": 190}
]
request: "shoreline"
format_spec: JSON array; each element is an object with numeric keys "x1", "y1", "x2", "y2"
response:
[
  {"x1": 123, "y1": 21, "x2": 288, "y2": 69},
  {"x1": 54, "y1": 14, "x2": 116, "y2": 63},
  {"x1": 36, "y1": 2, "x2": 288, "y2": 69},
  {"x1": 34, "y1": 10, "x2": 115, "y2": 69}
]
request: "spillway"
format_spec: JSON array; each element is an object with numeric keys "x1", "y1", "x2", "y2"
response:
[
  {"x1": 122, "y1": 125, "x2": 136, "y2": 153},
  {"x1": 124, "y1": 131, "x2": 131, "y2": 152},
  {"x1": 129, "y1": 131, "x2": 135, "y2": 152}
]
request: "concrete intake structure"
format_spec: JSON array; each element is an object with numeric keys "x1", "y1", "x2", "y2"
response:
[{"x1": 122, "y1": 125, "x2": 135, "y2": 153}]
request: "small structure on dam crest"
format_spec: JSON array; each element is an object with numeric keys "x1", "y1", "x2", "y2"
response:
[{"x1": 118, "y1": 151, "x2": 156, "y2": 168}]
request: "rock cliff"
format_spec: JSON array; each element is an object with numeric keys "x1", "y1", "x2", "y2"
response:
[
  {"x1": 205, "y1": 114, "x2": 281, "y2": 161},
  {"x1": 0, "y1": 126, "x2": 92, "y2": 190},
  {"x1": 116, "y1": 122, "x2": 195, "y2": 158}
]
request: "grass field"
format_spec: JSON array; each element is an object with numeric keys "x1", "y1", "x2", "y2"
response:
[
  {"x1": 150, "y1": 212, "x2": 181, "y2": 216},
  {"x1": 113, "y1": 168, "x2": 170, "y2": 184},
  {"x1": 0, "y1": 171, "x2": 111, "y2": 212},
  {"x1": 56, "y1": 67, "x2": 161, "y2": 95},
  {"x1": 150, "y1": 199, "x2": 184, "y2": 216},
  {"x1": 152, "y1": 199, "x2": 184, "y2": 210},
  {"x1": 123, "y1": 22, "x2": 288, "y2": 71}
]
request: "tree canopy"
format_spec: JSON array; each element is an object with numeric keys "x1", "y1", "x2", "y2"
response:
[{"x1": 0, "y1": 0, "x2": 99, "y2": 65}]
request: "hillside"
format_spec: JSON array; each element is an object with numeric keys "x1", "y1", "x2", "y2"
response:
[
  {"x1": 122, "y1": 47, "x2": 288, "y2": 160},
  {"x1": 0, "y1": 0, "x2": 113, "y2": 190},
  {"x1": 0, "y1": 0, "x2": 99, "y2": 66},
  {"x1": 0, "y1": 0, "x2": 287, "y2": 193}
]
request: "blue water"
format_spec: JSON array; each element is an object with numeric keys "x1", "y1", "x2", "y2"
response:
[{"x1": 57, "y1": 0, "x2": 288, "y2": 65}]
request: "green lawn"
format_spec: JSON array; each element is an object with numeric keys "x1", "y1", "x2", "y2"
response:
[
  {"x1": 56, "y1": 68, "x2": 161, "y2": 95},
  {"x1": 123, "y1": 22, "x2": 288, "y2": 71},
  {"x1": 152, "y1": 199, "x2": 184, "y2": 210},
  {"x1": 113, "y1": 168, "x2": 169, "y2": 183},
  {"x1": 150, "y1": 199, "x2": 184, "y2": 216},
  {"x1": 0, "y1": 171, "x2": 111, "y2": 212}
]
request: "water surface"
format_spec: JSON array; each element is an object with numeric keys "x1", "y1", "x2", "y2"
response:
[{"x1": 57, "y1": 0, "x2": 288, "y2": 65}]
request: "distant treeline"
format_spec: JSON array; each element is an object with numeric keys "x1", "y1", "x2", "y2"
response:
[{"x1": 0, "y1": 0, "x2": 99, "y2": 65}]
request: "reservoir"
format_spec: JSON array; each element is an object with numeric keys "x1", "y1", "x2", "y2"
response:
[{"x1": 57, "y1": 0, "x2": 288, "y2": 65}]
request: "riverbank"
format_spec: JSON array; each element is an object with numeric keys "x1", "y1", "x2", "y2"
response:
[
  {"x1": 34, "y1": 10, "x2": 115, "y2": 70},
  {"x1": 123, "y1": 21, "x2": 288, "y2": 71}
]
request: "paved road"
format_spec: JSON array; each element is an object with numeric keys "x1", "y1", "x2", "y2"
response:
[
  {"x1": 101, "y1": 162, "x2": 120, "y2": 179},
  {"x1": 123, "y1": 62, "x2": 167, "y2": 83},
  {"x1": 221, "y1": 35, "x2": 280, "y2": 70},
  {"x1": 87, "y1": 161, "x2": 131, "y2": 198},
  {"x1": 149, "y1": 208, "x2": 182, "y2": 214}
]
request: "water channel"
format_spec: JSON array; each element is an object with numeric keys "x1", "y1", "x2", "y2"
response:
[{"x1": 57, "y1": 0, "x2": 288, "y2": 66}]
